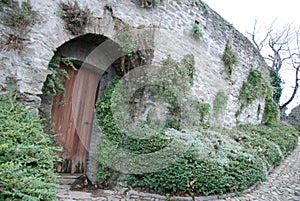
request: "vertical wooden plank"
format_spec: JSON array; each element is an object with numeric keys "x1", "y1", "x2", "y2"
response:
[{"x1": 52, "y1": 64, "x2": 99, "y2": 173}]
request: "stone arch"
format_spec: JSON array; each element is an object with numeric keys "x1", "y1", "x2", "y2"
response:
[{"x1": 40, "y1": 33, "x2": 124, "y2": 174}]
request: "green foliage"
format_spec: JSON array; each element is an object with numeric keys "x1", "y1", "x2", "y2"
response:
[
  {"x1": 127, "y1": 122, "x2": 298, "y2": 196},
  {"x1": 0, "y1": 95, "x2": 58, "y2": 200},
  {"x1": 118, "y1": 33, "x2": 139, "y2": 57},
  {"x1": 192, "y1": 24, "x2": 203, "y2": 40},
  {"x1": 3, "y1": 0, "x2": 37, "y2": 30},
  {"x1": 223, "y1": 128, "x2": 283, "y2": 169},
  {"x1": 95, "y1": 55, "x2": 197, "y2": 186},
  {"x1": 239, "y1": 69, "x2": 269, "y2": 104},
  {"x1": 269, "y1": 69, "x2": 282, "y2": 104},
  {"x1": 222, "y1": 39, "x2": 238, "y2": 78},
  {"x1": 213, "y1": 90, "x2": 228, "y2": 118},
  {"x1": 238, "y1": 122, "x2": 298, "y2": 155},
  {"x1": 126, "y1": 130, "x2": 267, "y2": 196},
  {"x1": 197, "y1": 103, "x2": 211, "y2": 123},
  {"x1": 93, "y1": 54, "x2": 298, "y2": 197},
  {"x1": 181, "y1": 54, "x2": 195, "y2": 84},
  {"x1": 0, "y1": 0, "x2": 12, "y2": 4},
  {"x1": 58, "y1": 1, "x2": 92, "y2": 35},
  {"x1": 236, "y1": 68, "x2": 274, "y2": 120},
  {"x1": 263, "y1": 95, "x2": 279, "y2": 124},
  {"x1": 42, "y1": 57, "x2": 76, "y2": 97},
  {"x1": 104, "y1": 3, "x2": 113, "y2": 13}
]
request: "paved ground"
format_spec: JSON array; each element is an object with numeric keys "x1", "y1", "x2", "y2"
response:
[{"x1": 57, "y1": 139, "x2": 300, "y2": 201}]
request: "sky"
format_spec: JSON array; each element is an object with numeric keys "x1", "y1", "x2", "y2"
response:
[{"x1": 203, "y1": 0, "x2": 300, "y2": 114}]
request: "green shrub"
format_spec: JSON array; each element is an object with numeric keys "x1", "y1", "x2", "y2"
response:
[
  {"x1": 126, "y1": 131, "x2": 266, "y2": 196},
  {"x1": 0, "y1": 95, "x2": 58, "y2": 200},
  {"x1": 238, "y1": 122, "x2": 298, "y2": 155},
  {"x1": 223, "y1": 129, "x2": 283, "y2": 168}
]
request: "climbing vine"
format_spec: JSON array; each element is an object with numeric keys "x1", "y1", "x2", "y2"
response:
[
  {"x1": 95, "y1": 55, "x2": 197, "y2": 186},
  {"x1": 42, "y1": 57, "x2": 76, "y2": 97},
  {"x1": 236, "y1": 68, "x2": 279, "y2": 124},
  {"x1": 236, "y1": 68, "x2": 269, "y2": 117},
  {"x1": 222, "y1": 39, "x2": 238, "y2": 78},
  {"x1": 196, "y1": 102, "x2": 211, "y2": 124},
  {"x1": 213, "y1": 90, "x2": 228, "y2": 119}
]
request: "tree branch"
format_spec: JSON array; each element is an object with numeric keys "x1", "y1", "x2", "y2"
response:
[{"x1": 280, "y1": 66, "x2": 300, "y2": 109}]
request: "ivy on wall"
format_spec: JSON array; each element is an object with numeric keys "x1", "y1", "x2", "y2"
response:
[
  {"x1": 95, "y1": 55, "x2": 196, "y2": 187},
  {"x1": 42, "y1": 57, "x2": 76, "y2": 97},
  {"x1": 222, "y1": 39, "x2": 238, "y2": 79},
  {"x1": 213, "y1": 90, "x2": 228, "y2": 119},
  {"x1": 192, "y1": 24, "x2": 203, "y2": 40},
  {"x1": 235, "y1": 68, "x2": 279, "y2": 124}
]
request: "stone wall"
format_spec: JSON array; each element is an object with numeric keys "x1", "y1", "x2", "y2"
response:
[{"x1": 0, "y1": 0, "x2": 268, "y2": 127}]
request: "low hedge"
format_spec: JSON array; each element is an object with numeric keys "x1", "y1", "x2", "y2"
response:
[
  {"x1": 126, "y1": 149, "x2": 266, "y2": 196},
  {"x1": 222, "y1": 128, "x2": 283, "y2": 169},
  {"x1": 238, "y1": 122, "x2": 298, "y2": 155},
  {"x1": 0, "y1": 95, "x2": 58, "y2": 200}
]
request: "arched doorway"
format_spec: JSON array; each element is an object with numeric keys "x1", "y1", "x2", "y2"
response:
[{"x1": 41, "y1": 34, "x2": 122, "y2": 174}]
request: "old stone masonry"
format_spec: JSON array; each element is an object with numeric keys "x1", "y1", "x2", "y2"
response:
[{"x1": 57, "y1": 139, "x2": 300, "y2": 201}]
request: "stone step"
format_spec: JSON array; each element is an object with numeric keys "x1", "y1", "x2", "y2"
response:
[{"x1": 58, "y1": 173, "x2": 83, "y2": 185}]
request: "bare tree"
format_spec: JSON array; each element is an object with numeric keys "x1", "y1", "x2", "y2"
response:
[{"x1": 248, "y1": 21, "x2": 300, "y2": 111}]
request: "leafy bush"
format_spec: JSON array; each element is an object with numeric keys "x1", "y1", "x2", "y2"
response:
[
  {"x1": 238, "y1": 122, "x2": 298, "y2": 155},
  {"x1": 0, "y1": 95, "x2": 58, "y2": 200},
  {"x1": 127, "y1": 122, "x2": 298, "y2": 196},
  {"x1": 126, "y1": 130, "x2": 267, "y2": 196},
  {"x1": 222, "y1": 128, "x2": 283, "y2": 169}
]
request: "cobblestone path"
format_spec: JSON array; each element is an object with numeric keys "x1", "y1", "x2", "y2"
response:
[{"x1": 57, "y1": 140, "x2": 300, "y2": 201}]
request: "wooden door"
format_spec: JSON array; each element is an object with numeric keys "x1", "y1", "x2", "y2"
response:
[{"x1": 52, "y1": 63, "x2": 99, "y2": 173}]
